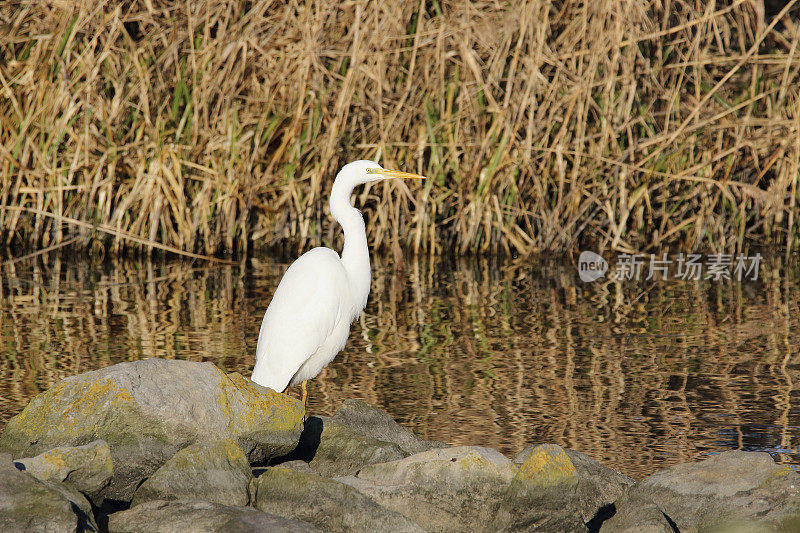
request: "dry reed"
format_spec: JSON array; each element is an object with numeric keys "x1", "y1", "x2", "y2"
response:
[{"x1": 1, "y1": 0, "x2": 799, "y2": 255}]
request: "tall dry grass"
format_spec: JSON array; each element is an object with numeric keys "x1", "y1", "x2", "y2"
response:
[{"x1": 1, "y1": 0, "x2": 799, "y2": 256}]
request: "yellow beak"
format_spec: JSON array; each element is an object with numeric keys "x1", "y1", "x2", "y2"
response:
[{"x1": 368, "y1": 168, "x2": 427, "y2": 180}]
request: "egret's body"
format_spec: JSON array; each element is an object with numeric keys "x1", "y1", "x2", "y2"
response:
[{"x1": 252, "y1": 160, "x2": 424, "y2": 399}]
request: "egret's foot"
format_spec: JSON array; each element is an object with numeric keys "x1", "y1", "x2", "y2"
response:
[{"x1": 301, "y1": 380, "x2": 308, "y2": 419}]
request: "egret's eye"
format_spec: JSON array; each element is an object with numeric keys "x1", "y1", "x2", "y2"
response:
[{"x1": 365, "y1": 168, "x2": 382, "y2": 175}]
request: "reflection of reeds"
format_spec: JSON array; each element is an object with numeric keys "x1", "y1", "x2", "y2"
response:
[
  {"x1": 1, "y1": 252, "x2": 798, "y2": 477},
  {"x1": 1, "y1": 1, "x2": 799, "y2": 255},
  {"x1": 316, "y1": 255, "x2": 800, "y2": 477}
]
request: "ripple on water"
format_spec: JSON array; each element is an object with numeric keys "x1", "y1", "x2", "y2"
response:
[{"x1": 0, "y1": 252, "x2": 798, "y2": 479}]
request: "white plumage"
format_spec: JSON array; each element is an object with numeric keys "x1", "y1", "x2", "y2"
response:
[{"x1": 251, "y1": 161, "x2": 425, "y2": 398}]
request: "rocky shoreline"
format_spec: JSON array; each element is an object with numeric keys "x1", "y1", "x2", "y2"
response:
[{"x1": 1, "y1": 358, "x2": 798, "y2": 532}]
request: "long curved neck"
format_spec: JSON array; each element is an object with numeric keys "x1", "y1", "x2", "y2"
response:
[{"x1": 330, "y1": 179, "x2": 371, "y2": 312}]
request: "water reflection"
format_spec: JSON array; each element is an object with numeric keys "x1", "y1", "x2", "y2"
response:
[{"x1": 0, "y1": 251, "x2": 797, "y2": 478}]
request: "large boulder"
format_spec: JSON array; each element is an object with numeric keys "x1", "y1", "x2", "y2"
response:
[
  {"x1": 503, "y1": 444, "x2": 634, "y2": 529},
  {"x1": 614, "y1": 450, "x2": 800, "y2": 532},
  {"x1": 0, "y1": 453, "x2": 96, "y2": 532},
  {"x1": 338, "y1": 445, "x2": 517, "y2": 532},
  {"x1": 107, "y1": 500, "x2": 320, "y2": 533},
  {"x1": 251, "y1": 466, "x2": 423, "y2": 532},
  {"x1": 131, "y1": 438, "x2": 252, "y2": 508},
  {"x1": 274, "y1": 415, "x2": 407, "y2": 477},
  {"x1": 15, "y1": 440, "x2": 113, "y2": 506},
  {"x1": 331, "y1": 399, "x2": 446, "y2": 454},
  {"x1": 0, "y1": 359, "x2": 304, "y2": 501}
]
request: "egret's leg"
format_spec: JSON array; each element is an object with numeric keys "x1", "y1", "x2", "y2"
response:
[{"x1": 301, "y1": 380, "x2": 308, "y2": 411}]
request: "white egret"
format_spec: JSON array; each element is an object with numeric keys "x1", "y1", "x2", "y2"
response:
[{"x1": 252, "y1": 160, "x2": 426, "y2": 405}]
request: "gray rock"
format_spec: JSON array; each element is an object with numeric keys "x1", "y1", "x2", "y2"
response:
[
  {"x1": 15, "y1": 439, "x2": 113, "y2": 506},
  {"x1": 509, "y1": 444, "x2": 635, "y2": 526},
  {"x1": 620, "y1": 450, "x2": 800, "y2": 532},
  {"x1": 561, "y1": 448, "x2": 635, "y2": 513},
  {"x1": 496, "y1": 444, "x2": 592, "y2": 531},
  {"x1": 0, "y1": 452, "x2": 97, "y2": 532},
  {"x1": 131, "y1": 438, "x2": 252, "y2": 508},
  {"x1": 47, "y1": 480, "x2": 100, "y2": 532},
  {"x1": 331, "y1": 399, "x2": 447, "y2": 454},
  {"x1": 599, "y1": 491, "x2": 675, "y2": 533},
  {"x1": 272, "y1": 459, "x2": 318, "y2": 475},
  {"x1": 275, "y1": 415, "x2": 407, "y2": 477},
  {"x1": 251, "y1": 466, "x2": 423, "y2": 532},
  {"x1": 338, "y1": 445, "x2": 517, "y2": 532},
  {"x1": 107, "y1": 500, "x2": 320, "y2": 533},
  {"x1": 0, "y1": 359, "x2": 304, "y2": 501}
]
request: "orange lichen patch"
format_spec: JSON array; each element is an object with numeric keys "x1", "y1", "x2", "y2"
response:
[
  {"x1": 116, "y1": 390, "x2": 134, "y2": 402},
  {"x1": 514, "y1": 445, "x2": 578, "y2": 487},
  {"x1": 61, "y1": 378, "x2": 133, "y2": 416},
  {"x1": 41, "y1": 450, "x2": 68, "y2": 470}
]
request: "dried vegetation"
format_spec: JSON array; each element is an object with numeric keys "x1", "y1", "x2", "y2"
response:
[{"x1": 1, "y1": 0, "x2": 799, "y2": 255}]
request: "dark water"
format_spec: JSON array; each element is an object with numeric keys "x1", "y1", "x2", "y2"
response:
[{"x1": 1, "y1": 250, "x2": 798, "y2": 479}]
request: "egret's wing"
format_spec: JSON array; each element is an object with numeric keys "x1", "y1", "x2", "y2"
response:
[{"x1": 252, "y1": 248, "x2": 347, "y2": 391}]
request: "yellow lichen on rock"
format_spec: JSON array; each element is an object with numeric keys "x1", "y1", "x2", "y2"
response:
[
  {"x1": 458, "y1": 450, "x2": 501, "y2": 473},
  {"x1": 3, "y1": 378, "x2": 129, "y2": 444},
  {"x1": 1, "y1": 359, "x2": 305, "y2": 502},
  {"x1": 756, "y1": 465, "x2": 797, "y2": 491},
  {"x1": 514, "y1": 444, "x2": 578, "y2": 487},
  {"x1": 216, "y1": 370, "x2": 304, "y2": 435},
  {"x1": 221, "y1": 438, "x2": 247, "y2": 464},
  {"x1": 62, "y1": 378, "x2": 131, "y2": 416},
  {"x1": 116, "y1": 390, "x2": 134, "y2": 402},
  {"x1": 8, "y1": 381, "x2": 68, "y2": 435},
  {"x1": 41, "y1": 450, "x2": 68, "y2": 471}
]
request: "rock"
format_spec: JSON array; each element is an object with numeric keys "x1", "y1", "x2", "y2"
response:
[
  {"x1": 559, "y1": 447, "x2": 635, "y2": 517},
  {"x1": 251, "y1": 466, "x2": 423, "y2": 532},
  {"x1": 0, "y1": 452, "x2": 97, "y2": 532},
  {"x1": 271, "y1": 459, "x2": 318, "y2": 475},
  {"x1": 107, "y1": 500, "x2": 320, "y2": 533},
  {"x1": 496, "y1": 444, "x2": 589, "y2": 531},
  {"x1": 47, "y1": 480, "x2": 100, "y2": 532},
  {"x1": 599, "y1": 491, "x2": 675, "y2": 533},
  {"x1": 331, "y1": 399, "x2": 446, "y2": 454},
  {"x1": 274, "y1": 415, "x2": 407, "y2": 477},
  {"x1": 0, "y1": 359, "x2": 304, "y2": 501},
  {"x1": 618, "y1": 450, "x2": 800, "y2": 532},
  {"x1": 511, "y1": 443, "x2": 580, "y2": 486},
  {"x1": 15, "y1": 440, "x2": 113, "y2": 506},
  {"x1": 509, "y1": 444, "x2": 635, "y2": 526},
  {"x1": 338, "y1": 445, "x2": 517, "y2": 532},
  {"x1": 131, "y1": 438, "x2": 252, "y2": 508}
]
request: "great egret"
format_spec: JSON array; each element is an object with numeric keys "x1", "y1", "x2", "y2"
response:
[{"x1": 252, "y1": 160, "x2": 426, "y2": 405}]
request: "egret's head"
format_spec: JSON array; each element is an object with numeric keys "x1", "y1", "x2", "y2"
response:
[
  {"x1": 337, "y1": 160, "x2": 426, "y2": 187},
  {"x1": 330, "y1": 160, "x2": 427, "y2": 223}
]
